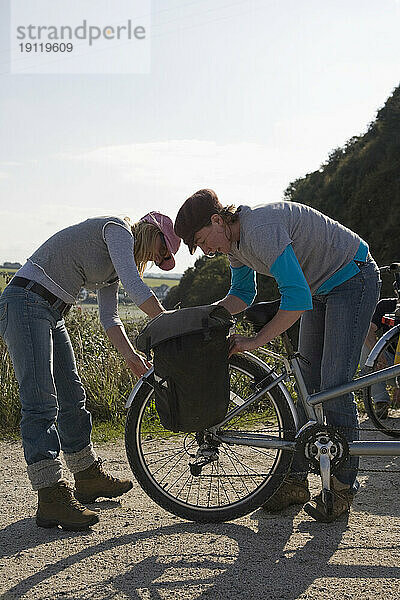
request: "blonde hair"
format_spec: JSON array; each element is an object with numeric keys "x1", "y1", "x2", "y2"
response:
[{"x1": 125, "y1": 217, "x2": 161, "y2": 276}]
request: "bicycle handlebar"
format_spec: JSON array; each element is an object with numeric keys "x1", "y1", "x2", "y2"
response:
[{"x1": 379, "y1": 263, "x2": 400, "y2": 274}]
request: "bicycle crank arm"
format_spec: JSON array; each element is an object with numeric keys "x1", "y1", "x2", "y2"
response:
[{"x1": 319, "y1": 452, "x2": 331, "y2": 493}]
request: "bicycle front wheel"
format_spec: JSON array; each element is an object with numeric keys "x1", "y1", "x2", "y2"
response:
[
  {"x1": 364, "y1": 330, "x2": 400, "y2": 438},
  {"x1": 125, "y1": 353, "x2": 296, "y2": 523}
]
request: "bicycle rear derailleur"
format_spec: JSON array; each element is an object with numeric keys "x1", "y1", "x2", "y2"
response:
[
  {"x1": 189, "y1": 432, "x2": 220, "y2": 477},
  {"x1": 295, "y1": 423, "x2": 349, "y2": 518}
]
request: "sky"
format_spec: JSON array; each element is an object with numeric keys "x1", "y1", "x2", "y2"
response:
[{"x1": 0, "y1": 0, "x2": 400, "y2": 275}]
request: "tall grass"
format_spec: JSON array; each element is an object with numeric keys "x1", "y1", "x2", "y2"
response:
[
  {"x1": 0, "y1": 306, "x2": 366, "y2": 440},
  {"x1": 0, "y1": 308, "x2": 148, "y2": 438}
]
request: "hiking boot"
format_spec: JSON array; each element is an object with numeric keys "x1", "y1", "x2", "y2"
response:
[
  {"x1": 74, "y1": 457, "x2": 133, "y2": 503},
  {"x1": 261, "y1": 477, "x2": 310, "y2": 513},
  {"x1": 303, "y1": 477, "x2": 354, "y2": 523},
  {"x1": 36, "y1": 480, "x2": 99, "y2": 531},
  {"x1": 375, "y1": 401, "x2": 389, "y2": 419}
]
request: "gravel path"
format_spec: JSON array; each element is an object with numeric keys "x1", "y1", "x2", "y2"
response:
[{"x1": 1, "y1": 427, "x2": 399, "y2": 600}]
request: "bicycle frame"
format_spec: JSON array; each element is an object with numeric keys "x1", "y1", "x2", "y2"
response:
[
  {"x1": 217, "y1": 349, "x2": 400, "y2": 458},
  {"x1": 126, "y1": 342, "x2": 400, "y2": 457}
]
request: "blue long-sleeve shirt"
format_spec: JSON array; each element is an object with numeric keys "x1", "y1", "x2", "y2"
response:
[{"x1": 227, "y1": 239, "x2": 368, "y2": 311}]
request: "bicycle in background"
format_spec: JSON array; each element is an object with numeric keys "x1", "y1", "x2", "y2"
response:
[{"x1": 363, "y1": 262, "x2": 400, "y2": 438}]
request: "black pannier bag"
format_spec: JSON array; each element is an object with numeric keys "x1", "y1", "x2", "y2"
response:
[{"x1": 136, "y1": 305, "x2": 234, "y2": 433}]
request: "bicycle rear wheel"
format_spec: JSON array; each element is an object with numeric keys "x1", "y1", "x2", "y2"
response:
[
  {"x1": 364, "y1": 330, "x2": 400, "y2": 438},
  {"x1": 125, "y1": 353, "x2": 296, "y2": 522}
]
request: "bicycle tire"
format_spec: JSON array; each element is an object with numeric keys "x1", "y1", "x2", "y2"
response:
[
  {"x1": 364, "y1": 330, "x2": 400, "y2": 438},
  {"x1": 125, "y1": 353, "x2": 296, "y2": 522}
]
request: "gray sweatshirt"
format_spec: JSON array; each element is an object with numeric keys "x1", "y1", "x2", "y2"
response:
[
  {"x1": 16, "y1": 217, "x2": 154, "y2": 330},
  {"x1": 228, "y1": 202, "x2": 362, "y2": 294}
]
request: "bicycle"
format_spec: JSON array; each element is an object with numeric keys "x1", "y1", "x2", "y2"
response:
[
  {"x1": 124, "y1": 300, "x2": 400, "y2": 523},
  {"x1": 363, "y1": 262, "x2": 400, "y2": 437}
]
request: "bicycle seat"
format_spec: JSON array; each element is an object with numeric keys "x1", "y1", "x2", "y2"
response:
[{"x1": 244, "y1": 300, "x2": 281, "y2": 332}]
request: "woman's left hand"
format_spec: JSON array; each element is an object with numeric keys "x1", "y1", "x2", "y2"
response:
[{"x1": 228, "y1": 334, "x2": 258, "y2": 357}]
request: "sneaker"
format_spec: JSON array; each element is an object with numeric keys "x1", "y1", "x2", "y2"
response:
[
  {"x1": 74, "y1": 458, "x2": 133, "y2": 503},
  {"x1": 375, "y1": 401, "x2": 389, "y2": 419},
  {"x1": 36, "y1": 480, "x2": 99, "y2": 531},
  {"x1": 303, "y1": 477, "x2": 354, "y2": 523},
  {"x1": 261, "y1": 477, "x2": 310, "y2": 513}
]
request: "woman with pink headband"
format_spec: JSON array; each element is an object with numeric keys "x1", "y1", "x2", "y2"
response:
[{"x1": 0, "y1": 212, "x2": 180, "y2": 531}]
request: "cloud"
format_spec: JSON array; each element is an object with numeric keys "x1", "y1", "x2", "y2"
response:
[
  {"x1": 64, "y1": 139, "x2": 298, "y2": 200},
  {"x1": 0, "y1": 138, "x2": 322, "y2": 269},
  {"x1": 0, "y1": 161, "x2": 23, "y2": 167},
  {"x1": 0, "y1": 161, "x2": 24, "y2": 180}
]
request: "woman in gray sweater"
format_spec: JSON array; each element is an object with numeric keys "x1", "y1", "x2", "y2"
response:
[
  {"x1": 0, "y1": 212, "x2": 180, "y2": 531},
  {"x1": 175, "y1": 189, "x2": 380, "y2": 523}
]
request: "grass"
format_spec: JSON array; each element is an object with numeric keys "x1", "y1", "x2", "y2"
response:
[
  {"x1": 0, "y1": 268, "x2": 176, "y2": 441},
  {"x1": 92, "y1": 420, "x2": 126, "y2": 443},
  {"x1": 0, "y1": 307, "x2": 148, "y2": 440},
  {"x1": 0, "y1": 306, "x2": 367, "y2": 444},
  {"x1": 0, "y1": 270, "x2": 15, "y2": 295},
  {"x1": 143, "y1": 276, "x2": 180, "y2": 288},
  {"x1": 78, "y1": 303, "x2": 143, "y2": 321}
]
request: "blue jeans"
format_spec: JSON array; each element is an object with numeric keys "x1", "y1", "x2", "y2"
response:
[
  {"x1": 291, "y1": 260, "x2": 381, "y2": 489},
  {"x1": 0, "y1": 286, "x2": 95, "y2": 489}
]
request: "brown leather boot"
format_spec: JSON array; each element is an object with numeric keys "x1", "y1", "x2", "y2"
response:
[
  {"x1": 262, "y1": 477, "x2": 310, "y2": 512},
  {"x1": 303, "y1": 476, "x2": 354, "y2": 523},
  {"x1": 36, "y1": 480, "x2": 99, "y2": 531},
  {"x1": 74, "y1": 458, "x2": 133, "y2": 503}
]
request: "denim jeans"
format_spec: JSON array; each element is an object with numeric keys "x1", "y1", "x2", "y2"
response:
[
  {"x1": 0, "y1": 286, "x2": 96, "y2": 489},
  {"x1": 290, "y1": 260, "x2": 381, "y2": 490}
]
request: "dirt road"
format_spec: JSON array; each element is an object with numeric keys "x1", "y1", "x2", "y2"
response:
[{"x1": 1, "y1": 428, "x2": 399, "y2": 600}]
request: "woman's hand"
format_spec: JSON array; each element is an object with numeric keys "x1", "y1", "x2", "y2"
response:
[
  {"x1": 228, "y1": 334, "x2": 259, "y2": 357},
  {"x1": 228, "y1": 310, "x2": 303, "y2": 358},
  {"x1": 125, "y1": 352, "x2": 152, "y2": 378},
  {"x1": 106, "y1": 325, "x2": 152, "y2": 378}
]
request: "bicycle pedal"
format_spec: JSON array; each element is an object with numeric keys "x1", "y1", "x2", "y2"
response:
[{"x1": 322, "y1": 488, "x2": 334, "y2": 517}]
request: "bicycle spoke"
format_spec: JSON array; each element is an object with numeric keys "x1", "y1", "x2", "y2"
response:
[
  {"x1": 218, "y1": 460, "x2": 242, "y2": 501},
  {"x1": 172, "y1": 468, "x2": 193, "y2": 499},
  {"x1": 220, "y1": 444, "x2": 263, "y2": 486},
  {"x1": 207, "y1": 462, "x2": 214, "y2": 508},
  {"x1": 146, "y1": 445, "x2": 188, "y2": 475},
  {"x1": 156, "y1": 448, "x2": 190, "y2": 483},
  {"x1": 220, "y1": 447, "x2": 251, "y2": 494},
  {"x1": 144, "y1": 446, "x2": 189, "y2": 467},
  {"x1": 218, "y1": 463, "x2": 231, "y2": 503}
]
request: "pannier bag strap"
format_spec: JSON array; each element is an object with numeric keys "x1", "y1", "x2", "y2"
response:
[
  {"x1": 202, "y1": 317, "x2": 211, "y2": 341},
  {"x1": 145, "y1": 338, "x2": 151, "y2": 361}
]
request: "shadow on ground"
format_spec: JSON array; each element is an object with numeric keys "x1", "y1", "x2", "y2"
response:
[{"x1": 1, "y1": 503, "x2": 400, "y2": 600}]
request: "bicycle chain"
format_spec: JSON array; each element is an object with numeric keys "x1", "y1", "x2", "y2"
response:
[{"x1": 226, "y1": 426, "x2": 400, "y2": 474}]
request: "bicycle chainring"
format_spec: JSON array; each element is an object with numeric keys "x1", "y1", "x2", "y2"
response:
[{"x1": 295, "y1": 423, "x2": 349, "y2": 475}]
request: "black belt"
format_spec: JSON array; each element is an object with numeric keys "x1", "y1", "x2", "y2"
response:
[{"x1": 10, "y1": 277, "x2": 72, "y2": 316}]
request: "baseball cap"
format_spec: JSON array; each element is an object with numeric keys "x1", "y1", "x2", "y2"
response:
[
  {"x1": 140, "y1": 212, "x2": 181, "y2": 271},
  {"x1": 174, "y1": 189, "x2": 223, "y2": 254}
]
